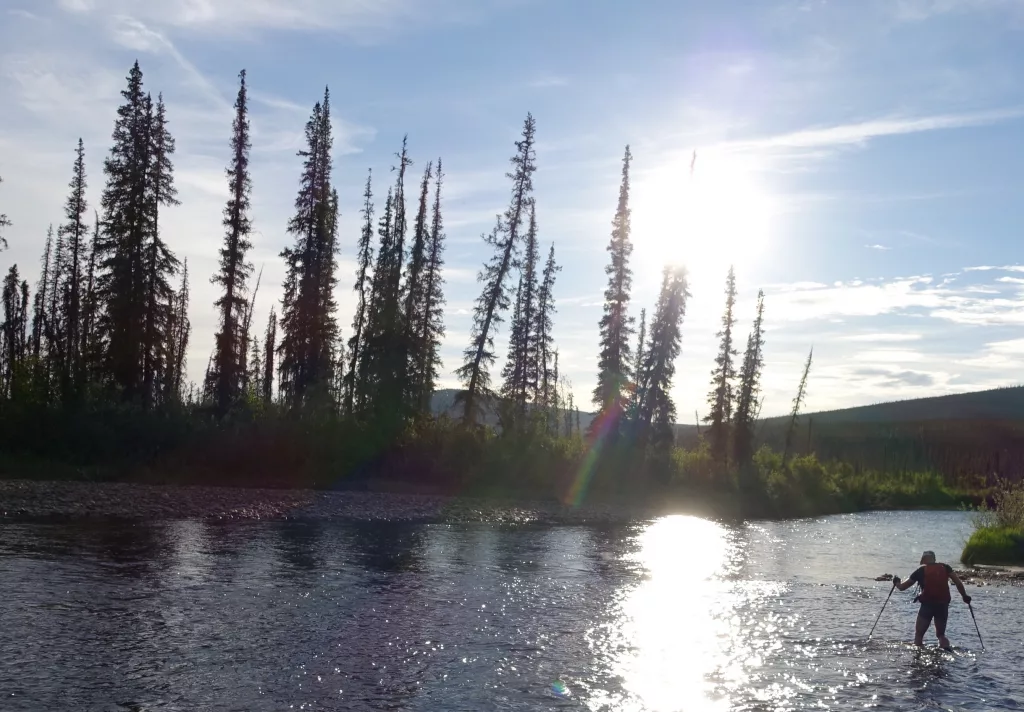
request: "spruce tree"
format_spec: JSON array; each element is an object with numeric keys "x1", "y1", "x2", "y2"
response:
[
  {"x1": 415, "y1": 159, "x2": 447, "y2": 414},
  {"x1": 634, "y1": 266, "x2": 691, "y2": 456},
  {"x1": 500, "y1": 274, "x2": 526, "y2": 415},
  {"x1": 58, "y1": 139, "x2": 89, "y2": 400},
  {"x1": 2, "y1": 266, "x2": 29, "y2": 399},
  {"x1": 402, "y1": 161, "x2": 434, "y2": 412},
  {"x1": 593, "y1": 146, "x2": 635, "y2": 431},
  {"x1": 247, "y1": 332, "x2": 263, "y2": 400},
  {"x1": 211, "y1": 69, "x2": 254, "y2": 414},
  {"x1": 783, "y1": 347, "x2": 813, "y2": 465},
  {"x1": 263, "y1": 308, "x2": 276, "y2": 405},
  {"x1": 345, "y1": 170, "x2": 374, "y2": 416},
  {"x1": 80, "y1": 214, "x2": 100, "y2": 386},
  {"x1": 516, "y1": 203, "x2": 541, "y2": 408},
  {"x1": 278, "y1": 87, "x2": 337, "y2": 409},
  {"x1": 455, "y1": 114, "x2": 537, "y2": 424},
  {"x1": 141, "y1": 92, "x2": 180, "y2": 409},
  {"x1": 733, "y1": 290, "x2": 765, "y2": 472},
  {"x1": 31, "y1": 228, "x2": 53, "y2": 362},
  {"x1": 705, "y1": 266, "x2": 738, "y2": 466},
  {"x1": 97, "y1": 61, "x2": 152, "y2": 401},
  {"x1": 164, "y1": 260, "x2": 190, "y2": 403},
  {"x1": 534, "y1": 243, "x2": 560, "y2": 412},
  {"x1": 0, "y1": 174, "x2": 10, "y2": 252},
  {"x1": 356, "y1": 187, "x2": 394, "y2": 409},
  {"x1": 45, "y1": 223, "x2": 67, "y2": 399},
  {"x1": 628, "y1": 307, "x2": 647, "y2": 418},
  {"x1": 358, "y1": 140, "x2": 412, "y2": 425}
]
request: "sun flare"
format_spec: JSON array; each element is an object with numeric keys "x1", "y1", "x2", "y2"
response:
[{"x1": 631, "y1": 149, "x2": 777, "y2": 279}]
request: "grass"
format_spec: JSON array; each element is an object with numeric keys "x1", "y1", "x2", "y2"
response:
[
  {"x1": 961, "y1": 527, "x2": 1024, "y2": 566},
  {"x1": 961, "y1": 479, "x2": 1024, "y2": 566}
]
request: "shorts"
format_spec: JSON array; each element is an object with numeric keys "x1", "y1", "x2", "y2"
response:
[{"x1": 918, "y1": 601, "x2": 949, "y2": 631}]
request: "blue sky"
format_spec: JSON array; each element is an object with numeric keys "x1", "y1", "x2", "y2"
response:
[{"x1": 2, "y1": 0, "x2": 1024, "y2": 418}]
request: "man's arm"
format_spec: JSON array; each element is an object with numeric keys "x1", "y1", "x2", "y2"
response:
[
  {"x1": 893, "y1": 575, "x2": 916, "y2": 591},
  {"x1": 950, "y1": 571, "x2": 971, "y2": 603}
]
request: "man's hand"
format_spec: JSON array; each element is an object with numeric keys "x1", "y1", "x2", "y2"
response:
[
  {"x1": 963, "y1": 594, "x2": 972, "y2": 604},
  {"x1": 892, "y1": 576, "x2": 901, "y2": 586}
]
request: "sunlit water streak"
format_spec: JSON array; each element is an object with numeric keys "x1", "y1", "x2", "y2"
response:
[{"x1": 0, "y1": 510, "x2": 1021, "y2": 710}]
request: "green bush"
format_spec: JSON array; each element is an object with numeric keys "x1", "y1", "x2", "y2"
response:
[{"x1": 961, "y1": 526, "x2": 1024, "y2": 566}]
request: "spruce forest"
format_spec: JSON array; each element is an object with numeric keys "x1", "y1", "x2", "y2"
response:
[{"x1": 0, "y1": 62, "x2": 997, "y2": 517}]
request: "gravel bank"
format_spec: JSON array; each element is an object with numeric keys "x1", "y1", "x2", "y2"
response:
[{"x1": 0, "y1": 478, "x2": 649, "y2": 525}]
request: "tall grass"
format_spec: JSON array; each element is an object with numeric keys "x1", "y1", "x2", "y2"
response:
[{"x1": 962, "y1": 479, "x2": 1024, "y2": 566}]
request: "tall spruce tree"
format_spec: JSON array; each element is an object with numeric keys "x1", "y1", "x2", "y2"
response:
[
  {"x1": 58, "y1": 139, "x2": 89, "y2": 400},
  {"x1": 500, "y1": 275, "x2": 527, "y2": 416},
  {"x1": 402, "y1": 161, "x2": 434, "y2": 412},
  {"x1": 164, "y1": 259, "x2": 190, "y2": 403},
  {"x1": 141, "y1": 92, "x2": 180, "y2": 409},
  {"x1": 627, "y1": 307, "x2": 647, "y2": 418},
  {"x1": 2, "y1": 266, "x2": 29, "y2": 399},
  {"x1": 345, "y1": 170, "x2": 375, "y2": 415},
  {"x1": 0, "y1": 174, "x2": 10, "y2": 252},
  {"x1": 733, "y1": 290, "x2": 765, "y2": 472},
  {"x1": 705, "y1": 266, "x2": 738, "y2": 466},
  {"x1": 456, "y1": 113, "x2": 537, "y2": 424},
  {"x1": 783, "y1": 347, "x2": 813, "y2": 465},
  {"x1": 356, "y1": 187, "x2": 394, "y2": 409},
  {"x1": 278, "y1": 87, "x2": 337, "y2": 409},
  {"x1": 263, "y1": 308, "x2": 276, "y2": 405},
  {"x1": 534, "y1": 243, "x2": 560, "y2": 412},
  {"x1": 593, "y1": 146, "x2": 635, "y2": 432},
  {"x1": 80, "y1": 214, "x2": 100, "y2": 385},
  {"x1": 516, "y1": 203, "x2": 541, "y2": 409},
  {"x1": 45, "y1": 222, "x2": 67, "y2": 399},
  {"x1": 31, "y1": 228, "x2": 53, "y2": 362},
  {"x1": 634, "y1": 266, "x2": 691, "y2": 456},
  {"x1": 97, "y1": 61, "x2": 153, "y2": 401},
  {"x1": 363, "y1": 140, "x2": 412, "y2": 423},
  {"x1": 211, "y1": 69, "x2": 254, "y2": 414},
  {"x1": 414, "y1": 159, "x2": 447, "y2": 414}
]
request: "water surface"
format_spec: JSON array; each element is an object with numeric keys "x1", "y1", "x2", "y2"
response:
[{"x1": 1, "y1": 510, "x2": 1021, "y2": 710}]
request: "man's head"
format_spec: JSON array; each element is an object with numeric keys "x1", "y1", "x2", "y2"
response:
[{"x1": 920, "y1": 550, "x2": 936, "y2": 565}]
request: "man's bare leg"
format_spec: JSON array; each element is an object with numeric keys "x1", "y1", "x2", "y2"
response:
[{"x1": 914, "y1": 614, "x2": 929, "y2": 646}]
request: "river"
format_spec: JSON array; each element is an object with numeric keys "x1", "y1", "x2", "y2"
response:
[{"x1": 1, "y1": 510, "x2": 1021, "y2": 711}]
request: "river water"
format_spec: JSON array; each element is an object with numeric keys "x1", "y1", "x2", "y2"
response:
[{"x1": 1, "y1": 510, "x2": 1021, "y2": 711}]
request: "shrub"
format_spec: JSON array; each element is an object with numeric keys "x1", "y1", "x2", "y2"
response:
[{"x1": 961, "y1": 526, "x2": 1024, "y2": 566}]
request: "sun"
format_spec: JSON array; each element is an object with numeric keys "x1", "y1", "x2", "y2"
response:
[{"x1": 631, "y1": 148, "x2": 777, "y2": 283}]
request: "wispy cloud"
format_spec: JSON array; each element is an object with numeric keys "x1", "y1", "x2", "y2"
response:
[
  {"x1": 866, "y1": 243, "x2": 891, "y2": 250},
  {"x1": 720, "y1": 108, "x2": 1024, "y2": 155},
  {"x1": 839, "y1": 333, "x2": 923, "y2": 342}
]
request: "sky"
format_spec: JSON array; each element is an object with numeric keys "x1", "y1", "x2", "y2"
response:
[{"x1": 2, "y1": 0, "x2": 1024, "y2": 419}]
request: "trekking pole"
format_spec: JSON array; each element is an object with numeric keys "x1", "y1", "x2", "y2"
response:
[
  {"x1": 868, "y1": 580, "x2": 897, "y2": 640},
  {"x1": 968, "y1": 602, "x2": 985, "y2": 651}
]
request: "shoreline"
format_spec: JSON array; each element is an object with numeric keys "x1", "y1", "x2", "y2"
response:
[{"x1": 0, "y1": 478, "x2": 660, "y2": 526}]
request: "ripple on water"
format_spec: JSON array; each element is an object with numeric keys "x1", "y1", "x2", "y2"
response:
[{"x1": 0, "y1": 510, "x2": 1021, "y2": 710}]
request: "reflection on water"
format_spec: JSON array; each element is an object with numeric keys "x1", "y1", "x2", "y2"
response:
[{"x1": 0, "y1": 511, "x2": 1021, "y2": 710}]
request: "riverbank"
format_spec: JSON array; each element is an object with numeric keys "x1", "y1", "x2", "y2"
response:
[{"x1": 0, "y1": 478, "x2": 664, "y2": 525}]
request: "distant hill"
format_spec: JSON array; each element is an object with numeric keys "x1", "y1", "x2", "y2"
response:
[
  {"x1": 764, "y1": 386, "x2": 1024, "y2": 427},
  {"x1": 435, "y1": 385, "x2": 1024, "y2": 432}
]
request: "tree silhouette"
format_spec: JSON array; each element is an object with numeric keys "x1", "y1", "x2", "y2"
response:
[
  {"x1": 593, "y1": 145, "x2": 635, "y2": 435},
  {"x1": 211, "y1": 69, "x2": 254, "y2": 414},
  {"x1": 456, "y1": 113, "x2": 536, "y2": 424}
]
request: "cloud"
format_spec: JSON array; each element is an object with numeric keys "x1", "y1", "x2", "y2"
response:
[
  {"x1": 839, "y1": 333, "x2": 923, "y2": 342},
  {"x1": 850, "y1": 367, "x2": 936, "y2": 387},
  {"x1": 53, "y1": 0, "x2": 466, "y2": 37},
  {"x1": 890, "y1": 0, "x2": 1024, "y2": 22},
  {"x1": 719, "y1": 108, "x2": 1024, "y2": 156},
  {"x1": 529, "y1": 74, "x2": 569, "y2": 89},
  {"x1": 866, "y1": 243, "x2": 891, "y2": 250}
]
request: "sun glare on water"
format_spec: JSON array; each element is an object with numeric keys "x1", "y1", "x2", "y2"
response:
[
  {"x1": 631, "y1": 149, "x2": 777, "y2": 280},
  {"x1": 592, "y1": 516, "x2": 749, "y2": 712}
]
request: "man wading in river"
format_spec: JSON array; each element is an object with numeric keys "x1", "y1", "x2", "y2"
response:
[{"x1": 893, "y1": 551, "x2": 971, "y2": 648}]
